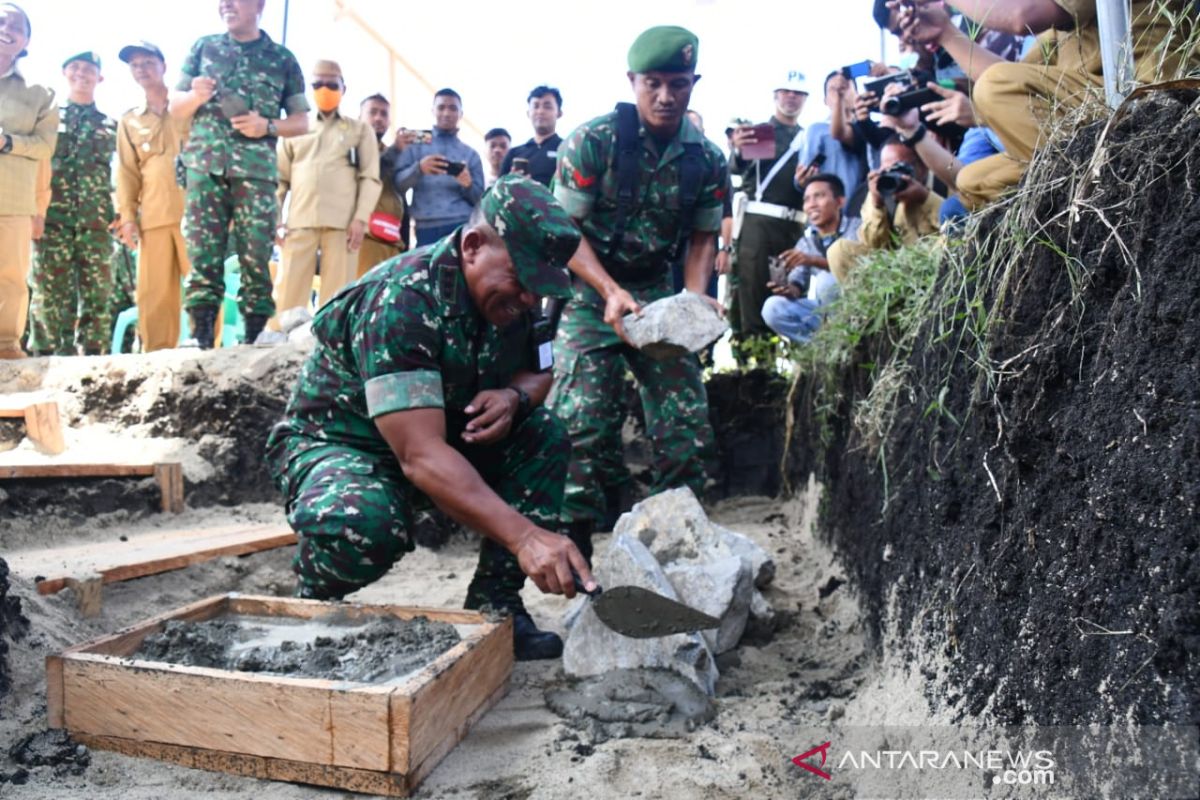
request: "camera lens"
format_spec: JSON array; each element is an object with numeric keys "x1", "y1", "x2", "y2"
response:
[{"x1": 882, "y1": 96, "x2": 902, "y2": 116}]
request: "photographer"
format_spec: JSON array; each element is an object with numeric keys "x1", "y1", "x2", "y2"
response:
[
  {"x1": 827, "y1": 138, "x2": 942, "y2": 284},
  {"x1": 761, "y1": 174, "x2": 860, "y2": 344}
]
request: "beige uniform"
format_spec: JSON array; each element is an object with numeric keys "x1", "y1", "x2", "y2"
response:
[
  {"x1": 275, "y1": 111, "x2": 380, "y2": 316},
  {"x1": 116, "y1": 103, "x2": 190, "y2": 351},
  {"x1": 0, "y1": 66, "x2": 58, "y2": 356},
  {"x1": 828, "y1": 191, "x2": 944, "y2": 283},
  {"x1": 356, "y1": 143, "x2": 407, "y2": 279},
  {"x1": 959, "y1": 0, "x2": 1197, "y2": 209}
]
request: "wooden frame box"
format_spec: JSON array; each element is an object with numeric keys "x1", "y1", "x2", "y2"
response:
[{"x1": 47, "y1": 594, "x2": 513, "y2": 797}]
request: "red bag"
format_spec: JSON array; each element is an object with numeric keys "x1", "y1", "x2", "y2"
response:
[{"x1": 368, "y1": 212, "x2": 402, "y2": 244}]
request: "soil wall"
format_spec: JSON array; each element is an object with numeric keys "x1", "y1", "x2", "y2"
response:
[{"x1": 797, "y1": 91, "x2": 1199, "y2": 725}]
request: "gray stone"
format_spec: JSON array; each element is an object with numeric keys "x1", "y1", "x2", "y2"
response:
[
  {"x1": 622, "y1": 291, "x2": 729, "y2": 359},
  {"x1": 713, "y1": 524, "x2": 776, "y2": 589},
  {"x1": 615, "y1": 487, "x2": 732, "y2": 565},
  {"x1": 664, "y1": 555, "x2": 753, "y2": 654},
  {"x1": 749, "y1": 588, "x2": 774, "y2": 623},
  {"x1": 562, "y1": 534, "x2": 718, "y2": 696}
]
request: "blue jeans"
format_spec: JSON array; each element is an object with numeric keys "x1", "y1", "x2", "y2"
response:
[
  {"x1": 415, "y1": 221, "x2": 463, "y2": 247},
  {"x1": 761, "y1": 269, "x2": 840, "y2": 344}
]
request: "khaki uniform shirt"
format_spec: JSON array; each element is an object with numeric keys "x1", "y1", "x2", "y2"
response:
[
  {"x1": 859, "y1": 191, "x2": 944, "y2": 251},
  {"x1": 277, "y1": 111, "x2": 381, "y2": 230},
  {"x1": 116, "y1": 104, "x2": 186, "y2": 231},
  {"x1": 0, "y1": 67, "x2": 58, "y2": 216},
  {"x1": 1040, "y1": 0, "x2": 1194, "y2": 82}
]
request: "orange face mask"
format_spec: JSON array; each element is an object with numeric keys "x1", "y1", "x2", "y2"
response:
[{"x1": 314, "y1": 87, "x2": 342, "y2": 113}]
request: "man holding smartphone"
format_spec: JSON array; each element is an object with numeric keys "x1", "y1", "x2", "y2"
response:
[
  {"x1": 273, "y1": 60, "x2": 380, "y2": 320},
  {"x1": 727, "y1": 71, "x2": 809, "y2": 356},
  {"x1": 392, "y1": 88, "x2": 484, "y2": 247},
  {"x1": 170, "y1": 0, "x2": 309, "y2": 348}
]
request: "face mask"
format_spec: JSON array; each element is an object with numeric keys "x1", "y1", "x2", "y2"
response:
[
  {"x1": 897, "y1": 52, "x2": 920, "y2": 70},
  {"x1": 314, "y1": 87, "x2": 342, "y2": 113}
]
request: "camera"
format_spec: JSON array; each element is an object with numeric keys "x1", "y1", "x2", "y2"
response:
[
  {"x1": 876, "y1": 162, "x2": 916, "y2": 197},
  {"x1": 862, "y1": 69, "x2": 940, "y2": 116}
]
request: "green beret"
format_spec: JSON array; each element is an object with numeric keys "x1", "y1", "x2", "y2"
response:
[
  {"x1": 627, "y1": 25, "x2": 699, "y2": 73},
  {"x1": 480, "y1": 175, "x2": 580, "y2": 300},
  {"x1": 62, "y1": 50, "x2": 101, "y2": 70}
]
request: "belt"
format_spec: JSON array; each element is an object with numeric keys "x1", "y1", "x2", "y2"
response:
[{"x1": 745, "y1": 200, "x2": 804, "y2": 223}]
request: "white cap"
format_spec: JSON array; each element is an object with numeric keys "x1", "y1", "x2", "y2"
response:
[{"x1": 776, "y1": 70, "x2": 810, "y2": 94}]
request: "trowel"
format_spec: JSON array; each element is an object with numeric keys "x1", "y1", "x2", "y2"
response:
[{"x1": 572, "y1": 575, "x2": 720, "y2": 639}]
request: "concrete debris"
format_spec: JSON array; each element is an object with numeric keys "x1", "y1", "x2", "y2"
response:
[
  {"x1": 562, "y1": 534, "x2": 718, "y2": 696},
  {"x1": 622, "y1": 291, "x2": 729, "y2": 359}
]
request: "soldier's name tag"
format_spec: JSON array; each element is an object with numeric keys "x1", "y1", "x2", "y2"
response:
[
  {"x1": 547, "y1": 150, "x2": 557, "y2": 159},
  {"x1": 537, "y1": 340, "x2": 554, "y2": 371}
]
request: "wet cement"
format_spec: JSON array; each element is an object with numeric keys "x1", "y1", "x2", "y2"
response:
[
  {"x1": 134, "y1": 615, "x2": 462, "y2": 684},
  {"x1": 545, "y1": 668, "x2": 715, "y2": 744}
]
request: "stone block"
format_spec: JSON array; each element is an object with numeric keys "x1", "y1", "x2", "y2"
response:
[
  {"x1": 615, "y1": 487, "x2": 731, "y2": 565},
  {"x1": 664, "y1": 555, "x2": 753, "y2": 654},
  {"x1": 622, "y1": 291, "x2": 729, "y2": 359},
  {"x1": 713, "y1": 524, "x2": 776, "y2": 589},
  {"x1": 562, "y1": 534, "x2": 718, "y2": 696}
]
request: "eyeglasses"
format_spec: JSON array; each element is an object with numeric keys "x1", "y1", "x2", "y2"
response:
[{"x1": 311, "y1": 80, "x2": 341, "y2": 91}]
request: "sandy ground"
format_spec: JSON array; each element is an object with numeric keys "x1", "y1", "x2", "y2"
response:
[{"x1": 0, "y1": 480, "x2": 947, "y2": 799}]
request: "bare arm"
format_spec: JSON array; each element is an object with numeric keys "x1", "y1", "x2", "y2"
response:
[
  {"x1": 376, "y1": 407, "x2": 594, "y2": 595},
  {"x1": 565, "y1": 234, "x2": 642, "y2": 340},
  {"x1": 682, "y1": 230, "x2": 718, "y2": 296},
  {"x1": 274, "y1": 110, "x2": 308, "y2": 138},
  {"x1": 932, "y1": 0, "x2": 1072, "y2": 33}
]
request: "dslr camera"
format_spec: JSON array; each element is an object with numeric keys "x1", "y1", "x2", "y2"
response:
[
  {"x1": 876, "y1": 162, "x2": 916, "y2": 198},
  {"x1": 862, "y1": 69, "x2": 940, "y2": 116}
]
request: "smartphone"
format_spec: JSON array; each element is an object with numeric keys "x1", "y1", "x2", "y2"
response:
[
  {"x1": 511, "y1": 157, "x2": 530, "y2": 175},
  {"x1": 413, "y1": 129, "x2": 434, "y2": 145},
  {"x1": 740, "y1": 123, "x2": 777, "y2": 160},
  {"x1": 841, "y1": 60, "x2": 873, "y2": 81},
  {"x1": 768, "y1": 255, "x2": 790, "y2": 287},
  {"x1": 444, "y1": 160, "x2": 466, "y2": 177},
  {"x1": 807, "y1": 153, "x2": 827, "y2": 171}
]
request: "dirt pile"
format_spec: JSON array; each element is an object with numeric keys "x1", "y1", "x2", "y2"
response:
[
  {"x1": 801, "y1": 90, "x2": 1200, "y2": 726},
  {"x1": 0, "y1": 558, "x2": 30, "y2": 698}
]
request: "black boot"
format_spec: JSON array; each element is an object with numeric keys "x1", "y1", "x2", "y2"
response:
[
  {"x1": 188, "y1": 305, "x2": 218, "y2": 349},
  {"x1": 564, "y1": 520, "x2": 594, "y2": 566},
  {"x1": 243, "y1": 313, "x2": 269, "y2": 345},
  {"x1": 512, "y1": 611, "x2": 564, "y2": 661}
]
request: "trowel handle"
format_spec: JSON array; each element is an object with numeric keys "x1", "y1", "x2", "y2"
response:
[{"x1": 572, "y1": 571, "x2": 602, "y2": 597}]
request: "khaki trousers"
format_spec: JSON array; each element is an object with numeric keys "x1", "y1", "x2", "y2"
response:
[
  {"x1": 827, "y1": 239, "x2": 870, "y2": 285},
  {"x1": 958, "y1": 60, "x2": 1100, "y2": 209},
  {"x1": 274, "y1": 227, "x2": 354, "y2": 318},
  {"x1": 137, "y1": 225, "x2": 190, "y2": 352},
  {"x1": 0, "y1": 215, "x2": 33, "y2": 352},
  {"x1": 356, "y1": 236, "x2": 402, "y2": 279}
]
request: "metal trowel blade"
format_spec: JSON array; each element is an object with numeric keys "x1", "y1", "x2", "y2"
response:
[{"x1": 590, "y1": 584, "x2": 720, "y2": 639}]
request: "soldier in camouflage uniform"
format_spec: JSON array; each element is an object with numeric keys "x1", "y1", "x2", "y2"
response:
[
  {"x1": 550, "y1": 26, "x2": 728, "y2": 559},
  {"x1": 26, "y1": 51, "x2": 115, "y2": 356},
  {"x1": 266, "y1": 175, "x2": 595, "y2": 661},
  {"x1": 169, "y1": 0, "x2": 309, "y2": 347}
]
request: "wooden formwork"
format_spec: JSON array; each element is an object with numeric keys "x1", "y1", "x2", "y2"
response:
[{"x1": 47, "y1": 594, "x2": 514, "y2": 797}]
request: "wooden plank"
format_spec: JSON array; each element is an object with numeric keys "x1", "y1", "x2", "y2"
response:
[
  {"x1": 63, "y1": 573, "x2": 103, "y2": 618},
  {"x1": 6, "y1": 526, "x2": 295, "y2": 596},
  {"x1": 63, "y1": 594, "x2": 229, "y2": 658},
  {"x1": 227, "y1": 595, "x2": 489, "y2": 626},
  {"x1": 0, "y1": 463, "x2": 156, "y2": 478},
  {"x1": 61, "y1": 658, "x2": 374, "y2": 766},
  {"x1": 399, "y1": 616, "x2": 513, "y2": 773},
  {"x1": 406, "y1": 679, "x2": 509, "y2": 790},
  {"x1": 154, "y1": 462, "x2": 184, "y2": 513},
  {"x1": 46, "y1": 655, "x2": 65, "y2": 729},
  {"x1": 24, "y1": 401, "x2": 65, "y2": 455},
  {"x1": 72, "y1": 734, "x2": 413, "y2": 798}
]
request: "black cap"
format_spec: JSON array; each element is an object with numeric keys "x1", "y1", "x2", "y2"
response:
[{"x1": 118, "y1": 40, "x2": 165, "y2": 64}]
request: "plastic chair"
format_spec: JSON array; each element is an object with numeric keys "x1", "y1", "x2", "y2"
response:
[{"x1": 110, "y1": 306, "x2": 139, "y2": 354}]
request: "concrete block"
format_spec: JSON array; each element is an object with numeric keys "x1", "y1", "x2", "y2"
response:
[{"x1": 622, "y1": 291, "x2": 729, "y2": 359}]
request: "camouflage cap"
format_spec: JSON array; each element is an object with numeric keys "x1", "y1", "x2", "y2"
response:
[
  {"x1": 627, "y1": 25, "x2": 698, "y2": 73},
  {"x1": 62, "y1": 50, "x2": 101, "y2": 70},
  {"x1": 479, "y1": 174, "x2": 580, "y2": 299}
]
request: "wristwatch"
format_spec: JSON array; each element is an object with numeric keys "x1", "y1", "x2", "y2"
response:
[
  {"x1": 265, "y1": 120, "x2": 278, "y2": 138},
  {"x1": 508, "y1": 385, "x2": 532, "y2": 421},
  {"x1": 897, "y1": 123, "x2": 927, "y2": 147},
  {"x1": 719, "y1": 243, "x2": 733, "y2": 254}
]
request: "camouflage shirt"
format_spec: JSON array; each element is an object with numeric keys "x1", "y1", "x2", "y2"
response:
[
  {"x1": 553, "y1": 110, "x2": 726, "y2": 286},
  {"x1": 45, "y1": 101, "x2": 115, "y2": 230},
  {"x1": 176, "y1": 30, "x2": 308, "y2": 181},
  {"x1": 271, "y1": 232, "x2": 539, "y2": 459}
]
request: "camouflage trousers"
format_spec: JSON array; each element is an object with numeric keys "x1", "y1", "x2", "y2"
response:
[
  {"x1": 268, "y1": 408, "x2": 569, "y2": 609},
  {"x1": 26, "y1": 223, "x2": 113, "y2": 355},
  {"x1": 183, "y1": 170, "x2": 276, "y2": 317},
  {"x1": 549, "y1": 292, "x2": 715, "y2": 527}
]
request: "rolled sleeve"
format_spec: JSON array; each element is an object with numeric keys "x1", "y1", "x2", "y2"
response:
[
  {"x1": 554, "y1": 125, "x2": 602, "y2": 219},
  {"x1": 554, "y1": 184, "x2": 593, "y2": 218},
  {"x1": 176, "y1": 42, "x2": 201, "y2": 92},
  {"x1": 365, "y1": 370, "x2": 444, "y2": 417}
]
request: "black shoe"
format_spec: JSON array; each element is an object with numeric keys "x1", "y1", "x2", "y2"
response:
[
  {"x1": 188, "y1": 305, "x2": 218, "y2": 349},
  {"x1": 243, "y1": 313, "x2": 269, "y2": 345},
  {"x1": 512, "y1": 612, "x2": 563, "y2": 661}
]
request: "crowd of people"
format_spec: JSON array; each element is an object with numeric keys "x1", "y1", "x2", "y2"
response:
[{"x1": 1, "y1": 0, "x2": 1195, "y2": 659}]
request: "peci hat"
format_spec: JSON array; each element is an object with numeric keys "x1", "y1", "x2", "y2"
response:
[
  {"x1": 62, "y1": 50, "x2": 101, "y2": 70},
  {"x1": 312, "y1": 59, "x2": 342, "y2": 78},
  {"x1": 627, "y1": 25, "x2": 699, "y2": 73},
  {"x1": 118, "y1": 41, "x2": 165, "y2": 63},
  {"x1": 479, "y1": 175, "x2": 580, "y2": 299},
  {"x1": 776, "y1": 70, "x2": 810, "y2": 94}
]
